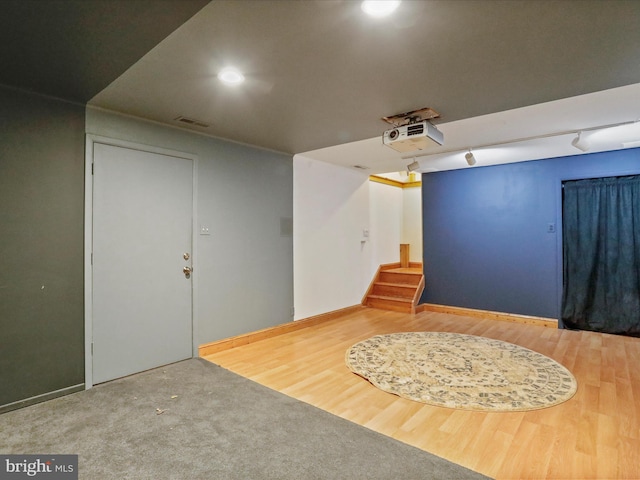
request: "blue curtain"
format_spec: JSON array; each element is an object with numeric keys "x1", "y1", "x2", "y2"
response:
[{"x1": 562, "y1": 175, "x2": 640, "y2": 336}]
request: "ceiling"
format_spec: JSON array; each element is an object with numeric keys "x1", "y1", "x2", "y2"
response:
[
  {"x1": 2, "y1": 0, "x2": 640, "y2": 174},
  {"x1": 306, "y1": 82, "x2": 640, "y2": 174},
  {"x1": 0, "y1": 0, "x2": 209, "y2": 103}
]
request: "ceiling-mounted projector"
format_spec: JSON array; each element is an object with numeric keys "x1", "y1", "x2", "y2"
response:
[{"x1": 382, "y1": 120, "x2": 444, "y2": 153}]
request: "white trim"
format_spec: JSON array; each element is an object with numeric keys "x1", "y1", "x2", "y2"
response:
[
  {"x1": 84, "y1": 137, "x2": 94, "y2": 388},
  {"x1": 84, "y1": 134, "x2": 199, "y2": 389}
]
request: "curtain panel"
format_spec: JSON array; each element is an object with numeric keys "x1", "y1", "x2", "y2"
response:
[{"x1": 562, "y1": 175, "x2": 640, "y2": 336}]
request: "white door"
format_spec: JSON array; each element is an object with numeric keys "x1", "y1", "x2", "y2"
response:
[{"x1": 92, "y1": 142, "x2": 193, "y2": 384}]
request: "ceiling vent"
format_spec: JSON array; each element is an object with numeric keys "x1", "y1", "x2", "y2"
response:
[{"x1": 174, "y1": 116, "x2": 209, "y2": 128}]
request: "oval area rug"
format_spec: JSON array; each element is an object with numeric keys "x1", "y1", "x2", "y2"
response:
[{"x1": 345, "y1": 332, "x2": 577, "y2": 411}]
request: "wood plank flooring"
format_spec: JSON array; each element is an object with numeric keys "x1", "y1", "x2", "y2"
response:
[{"x1": 203, "y1": 307, "x2": 640, "y2": 480}]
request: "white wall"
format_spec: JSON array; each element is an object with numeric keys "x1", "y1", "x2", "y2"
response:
[
  {"x1": 293, "y1": 156, "x2": 372, "y2": 319},
  {"x1": 369, "y1": 181, "x2": 422, "y2": 266},
  {"x1": 86, "y1": 108, "x2": 293, "y2": 344},
  {"x1": 402, "y1": 186, "x2": 423, "y2": 262},
  {"x1": 293, "y1": 156, "x2": 416, "y2": 320},
  {"x1": 369, "y1": 181, "x2": 402, "y2": 267}
]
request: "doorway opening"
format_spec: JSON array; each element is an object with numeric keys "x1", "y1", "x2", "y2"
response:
[{"x1": 561, "y1": 174, "x2": 640, "y2": 336}]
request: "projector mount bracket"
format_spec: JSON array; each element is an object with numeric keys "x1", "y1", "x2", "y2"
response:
[{"x1": 381, "y1": 107, "x2": 440, "y2": 127}]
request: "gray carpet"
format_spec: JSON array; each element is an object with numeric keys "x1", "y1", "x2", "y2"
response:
[{"x1": 0, "y1": 358, "x2": 492, "y2": 479}]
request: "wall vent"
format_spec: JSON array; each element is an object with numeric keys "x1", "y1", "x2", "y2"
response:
[{"x1": 174, "y1": 116, "x2": 209, "y2": 128}]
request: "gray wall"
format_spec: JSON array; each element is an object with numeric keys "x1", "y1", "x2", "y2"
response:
[
  {"x1": 0, "y1": 86, "x2": 85, "y2": 411},
  {"x1": 0, "y1": 92, "x2": 293, "y2": 412},
  {"x1": 86, "y1": 109, "x2": 293, "y2": 344}
]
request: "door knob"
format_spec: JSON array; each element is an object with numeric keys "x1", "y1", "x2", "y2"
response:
[{"x1": 183, "y1": 266, "x2": 192, "y2": 278}]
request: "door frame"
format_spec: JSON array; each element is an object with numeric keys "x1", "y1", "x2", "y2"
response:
[{"x1": 84, "y1": 135, "x2": 199, "y2": 389}]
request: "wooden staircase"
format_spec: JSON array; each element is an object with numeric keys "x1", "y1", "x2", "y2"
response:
[{"x1": 362, "y1": 262, "x2": 425, "y2": 314}]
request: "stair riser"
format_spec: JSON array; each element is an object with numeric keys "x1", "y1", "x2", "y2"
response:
[
  {"x1": 366, "y1": 298, "x2": 414, "y2": 313},
  {"x1": 371, "y1": 284, "x2": 415, "y2": 298},
  {"x1": 379, "y1": 272, "x2": 421, "y2": 285}
]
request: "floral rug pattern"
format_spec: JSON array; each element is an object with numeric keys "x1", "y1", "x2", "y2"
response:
[{"x1": 345, "y1": 332, "x2": 577, "y2": 411}]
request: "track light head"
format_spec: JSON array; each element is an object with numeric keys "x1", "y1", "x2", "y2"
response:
[
  {"x1": 465, "y1": 151, "x2": 476, "y2": 166},
  {"x1": 571, "y1": 132, "x2": 590, "y2": 152},
  {"x1": 407, "y1": 160, "x2": 420, "y2": 172}
]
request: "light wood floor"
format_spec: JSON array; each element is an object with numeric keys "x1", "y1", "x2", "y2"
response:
[{"x1": 203, "y1": 307, "x2": 640, "y2": 480}]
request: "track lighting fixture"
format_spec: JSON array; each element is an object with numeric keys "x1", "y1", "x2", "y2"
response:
[
  {"x1": 399, "y1": 119, "x2": 640, "y2": 169},
  {"x1": 406, "y1": 159, "x2": 420, "y2": 172},
  {"x1": 465, "y1": 151, "x2": 476, "y2": 166},
  {"x1": 571, "y1": 132, "x2": 590, "y2": 152}
]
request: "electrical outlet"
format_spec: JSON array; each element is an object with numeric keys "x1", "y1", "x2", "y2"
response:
[
  {"x1": 200, "y1": 225, "x2": 211, "y2": 236},
  {"x1": 547, "y1": 223, "x2": 556, "y2": 233}
]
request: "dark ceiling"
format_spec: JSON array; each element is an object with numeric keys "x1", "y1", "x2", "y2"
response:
[
  {"x1": 0, "y1": 0, "x2": 209, "y2": 102},
  {"x1": 1, "y1": 0, "x2": 640, "y2": 157}
]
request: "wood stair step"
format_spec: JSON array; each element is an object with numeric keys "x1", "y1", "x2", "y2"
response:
[
  {"x1": 378, "y1": 271, "x2": 422, "y2": 285},
  {"x1": 366, "y1": 295, "x2": 414, "y2": 313},
  {"x1": 371, "y1": 282, "x2": 416, "y2": 299},
  {"x1": 367, "y1": 294, "x2": 413, "y2": 303},
  {"x1": 375, "y1": 281, "x2": 416, "y2": 287},
  {"x1": 362, "y1": 262, "x2": 425, "y2": 314}
]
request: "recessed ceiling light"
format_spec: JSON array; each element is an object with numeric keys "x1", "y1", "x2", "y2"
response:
[
  {"x1": 361, "y1": 0, "x2": 400, "y2": 18},
  {"x1": 218, "y1": 68, "x2": 245, "y2": 86}
]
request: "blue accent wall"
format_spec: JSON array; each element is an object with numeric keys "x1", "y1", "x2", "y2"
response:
[{"x1": 421, "y1": 148, "x2": 640, "y2": 320}]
